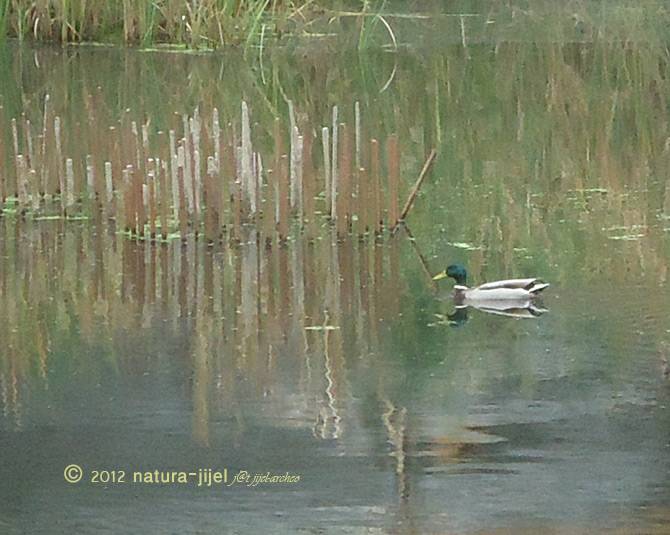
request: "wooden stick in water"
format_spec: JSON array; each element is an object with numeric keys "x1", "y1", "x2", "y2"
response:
[
  {"x1": 391, "y1": 149, "x2": 437, "y2": 233},
  {"x1": 400, "y1": 224, "x2": 438, "y2": 290}
]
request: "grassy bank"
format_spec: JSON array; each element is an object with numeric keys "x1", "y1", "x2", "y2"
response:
[
  {"x1": 2, "y1": 1, "x2": 670, "y2": 50},
  {"x1": 0, "y1": 0, "x2": 355, "y2": 48}
]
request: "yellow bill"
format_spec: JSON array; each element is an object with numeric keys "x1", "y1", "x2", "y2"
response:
[{"x1": 432, "y1": 270, "x2": 448, "y2": 281}]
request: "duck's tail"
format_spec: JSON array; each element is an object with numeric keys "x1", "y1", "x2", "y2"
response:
[{"x1": 529, "y1": 282, "x2": 550, "y2": 295}]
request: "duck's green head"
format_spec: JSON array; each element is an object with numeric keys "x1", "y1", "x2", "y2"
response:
[{"x1": 432, "y1": 263, "x2": 467, "y2": 285}]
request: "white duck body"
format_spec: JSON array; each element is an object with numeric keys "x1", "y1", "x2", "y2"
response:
[{"x1": 453, "y1": 278, "x2": 550, "y2": 303}]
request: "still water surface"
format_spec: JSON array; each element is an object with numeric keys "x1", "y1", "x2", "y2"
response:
[{"x1": 1, "y1": 26, "x2": 670, "y2": 534}]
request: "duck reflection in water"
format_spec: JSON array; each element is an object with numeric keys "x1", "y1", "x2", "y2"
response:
[{"x1": 444, "y1": 300, "x2": 548, "y2": 327}]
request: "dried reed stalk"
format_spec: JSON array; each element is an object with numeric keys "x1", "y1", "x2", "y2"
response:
[
  {"x1": 29, "y1": 169, "x2": 40, "y2": 212},
  {"x1": 293, "y1": 130, "x2": 304, "y2": 224},
  {"x1": 180, "y1": 136, "x2": 194, "y2": 215},
  {"x1": 169, "y1": 130, "x2": 179, "y2": 221},
  {"x1": 16, "y1": 155, "x2": 27, "y2": 211},
  {"x1": 204, "y1": 156, "x2": 218, "y2": 243},
  {"x1": 359, "y1": 166, "x2": 369, "y2": 236},
  {"x1": 54, "y1": 117, "x2": 65, "y2": 213},
  {"x1": 104, "y1": 161, "x2": 113, "y2": 217},
  {"x1": 190, "y1": 116, "x2": 202, "y2": 218},
  {"x1": 0, "y1": 107, "x2": 5, "y2": 205},
  {"x1": 278, "y1": 154, "x2": 289, "y2": 241},
  {"x1": 255, "y1": 152, "x2": 263, "y2": 232},
  {"x1": 303, "y1": 130, "x2": 316, "y2": 240},
  {"x1": 23, "y1": 117, "x2": 35, "y2": 169},
  {"x1": 122, "y1": 165, "x2": 133, "y2": 232},
  {"x1": 338, "y1": 123, "x2": 352, "y2": 235},
  {"x1": 331, "y1": 106, "x2": 339, "y2": 218},
  {"x1": 40, "y1": 94, "x2": 51, "y2": 197},
  {"x1": 177, "y1": 163, "x2": 188, "y2": 241},
  {"x1": 212, "y1": 108, "x2": 221, "y2": 174},
  {"x1": 65, "y1": 158, "x2": 75, "y2": 211},
  {"x1": 232, "y1": 146, "x2": 243, "y2": 242},
  {"x1": 241, "y1": 101, "x2": 254, "y2": 213},
  {"x1": 159, "y1": 159, "x2": 170, "y2": 240},
  {"x1": 354, "y1": 101, "x2": 361, "y2": 170},
  {"x1": 135, "y1": 164, "x2": 145, "y2": 237},
  {"x1": 321, "y1": 126, "x2": 331, "y2": 215},
  {"x1": 11, "y1": 119, "x2": 20, "y2": 198},
  {"x1": 370, "y1": 139, "x2": 382, "y2": 234},
  {"x1": 193, "y1": 148, "x2": 201, "y2": 233},
  {"x1": 85, "y1": 154, "x2": 95, "y2": 200},
  {"x1": 288, "y1": 100, "x2": 298, "y2": 210},
  {"x1": 264, "y1": 169, "x2": 275, "y2": 245},
  {"x1": 148, "y1": 171, "x2": 157, "y2": 240},
  {"x1": 386, "y1": 134, "x2": 399, "y2": 229}
]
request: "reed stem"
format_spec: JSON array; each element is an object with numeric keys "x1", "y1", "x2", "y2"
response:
[{"x1": 386, "y1": 134, "x2": 399, "y2": 229}]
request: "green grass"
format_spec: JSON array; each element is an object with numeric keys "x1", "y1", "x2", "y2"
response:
[
  {"x1": 1, "y1": 0, "x2": 348, "y2": 48},
  {"x1": 3, "y1": 1, "x2": 668, "y2": 51}
]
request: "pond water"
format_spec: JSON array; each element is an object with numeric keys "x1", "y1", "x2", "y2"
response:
[{"x1": 1, "y1": 21, "x2": 670, "y2": 535}]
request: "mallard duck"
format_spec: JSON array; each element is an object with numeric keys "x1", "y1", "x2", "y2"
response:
[{"x1": 432, "y1": 264, "x2": 550, "y2": 304}]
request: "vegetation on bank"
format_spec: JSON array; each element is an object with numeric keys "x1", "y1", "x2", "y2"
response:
[
  {"x1": 1, "y1": 1, "x2": 670, "y2": 50},
  {"x1": 1, "y1": 0, "x2": 361, "y2": 48}
]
